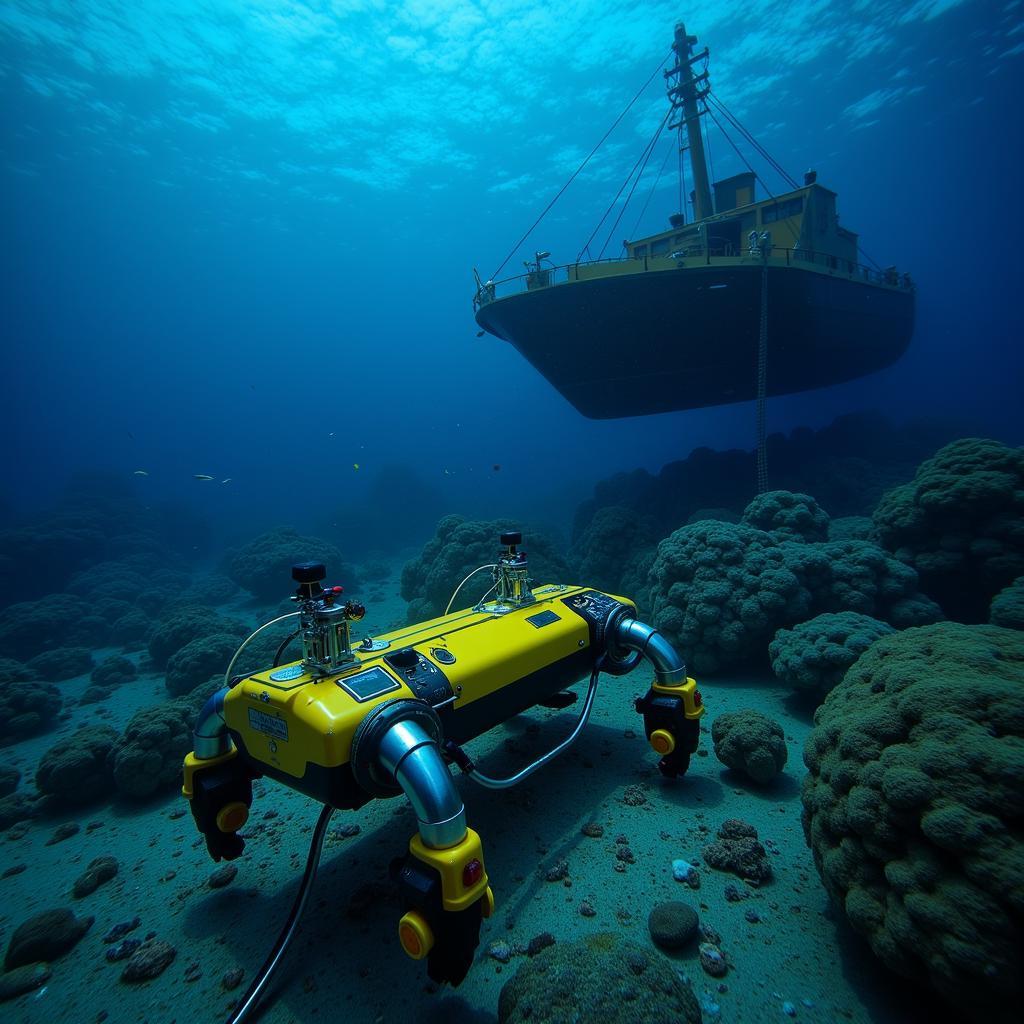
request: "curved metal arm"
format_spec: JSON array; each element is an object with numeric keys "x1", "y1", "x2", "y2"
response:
[
  {"x1": 193, "y1": 687, "x2": 231, "y2": 759},
  {"x1": 611, "y1": 617, "x2": 687, "y2": 684}
]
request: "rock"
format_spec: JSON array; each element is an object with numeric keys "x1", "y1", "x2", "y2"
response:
[
  {"x1": 699, "y1": 942, "x2": 728, "y2": 977},
  {"x1": 45, "y1": 821, "x2": 81, "y2": 846},
  {"x1": 581, "y1": 822, "x2": 604, "y2": 838},
  {"x1": 208, "y1": 864, "x2": 238, "y2": 889},
  {"x1": 103, "y1": 917, "x2": 141, "y2": 943},
  {"x1": 0, "y1": 963, "x2": 51, "y2": 1003},
  {"x1": 4, "y1": 907, "x2": 94, "y2": 969},
  {"x1": 672, "y1": 859, "x2": 700, "y2": 888},
  {"x1": 72, "y1": 856, "x2": 118, "y2": 898},
  {"x1": 120, "y1": 939, "x2": 176, "y2": 981},
  {"x1": 578, "y1": 901, "x2": 596, "y2": 918},
  {"x1": 222, "y1": 967, "x2": 245, "y2": 991},
  {"x1": 621, "y1": 785, "x2": 647, "y2": 806},
  {"x1": 703, "y1": 819, "x2": 772, "y2": 885},
  {"x1": 544, "y1": 859, "x2": 569, "y2": 882},
  {"x1": 526, "y1": 932, "x2": 555, "y2": 957},
  {"x1": 2, "y1": 864, "x2": 27, "y2": 878},
  {"x1": 0, "y1": 765, "x2": 20, "y2": 798},
  {"x1": 106, "y1": 938, "x2": 142, "y2": 962},
  {"x1": 488, "y1": 940, "x2": 514, "y2": 964},
  {"x1": 647, "y1": 901, "x2": 699, "y2": 950}
]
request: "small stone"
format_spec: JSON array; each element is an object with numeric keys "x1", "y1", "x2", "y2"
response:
[
  {"x1": 222, "y1": 967, "x2": 245, "y2": 990},
  {"x1": 782, "y1": 1001, "x2": 796, "y2": 1017},
  {"x1": 699, "y1": 942, "x2": 728, "y2": 977},
  {"x1": 333, "y1": 823, "x2": 360, "y2": 839},
  {"x1": 672, "y1": 859, "x2": 700, "y2": 888},
  {"x1": 168, "y1": 807, "x2": 186, "y2": 820},
  {"x1": 106, "y1": 938, "x2": 142, "y2": 962},
  {"x1": 487, "y1": 940, "x2": 513, "y2": 963},
  {"x1": 46, "y1": 821, "x2": 81, "y2": 846},
  {"x1": 209, "y1": 864, "x2": 238, "y2": 889},
  {"x1": 545, "y1": 859, "x2": 569, "y2": 882},
  {"x1": 579, "y1": 901, "x2": 596, "y2": 918},
  {"x1": 647, "y1": 901, "x2": 699, "y2": 950},
  {"x1": 723, "y1": 884, "x2": 747, "y2": 902},
  {"x1": 184, "y1": 961, "x2": 202, "y2": 982},
  {"x1": 581, "y1": 822, "x2": 604, "y2": 838},
  {"x1": 73, "y1": 856, "x2": 119, "y2": 898},
  {"x1": 615, "y1": 846, "x2": 635, "y2": 864},
  {"x1": 103, "y1": 917, "x2": 141, "y2": 944},
  {"x1": 526, "y1": 931, "x2": 555, "y2": 956},
  {"x1": 2, "y1": 864, "x2": 26, "y2": 878},
  {"x1": 121, "y1": 939, "x2": 177, "y2": 981},
  {"x1": 0, "y1": 963, "x2": 51, "y2": 1002},
  {"x1": 623, "y1": 729, "x2": 636, "y2": 739},
  {"x1": 744, "y1": 908, "x2": 761, "y2": 923}
]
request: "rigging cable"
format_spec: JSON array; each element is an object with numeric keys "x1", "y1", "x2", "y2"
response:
[
  {"x1": 577, "y1": 105, "x2": 670, "y2": 263},
  {"x1": 629, "y1": 131, "x2": 677, "y2": 244},
  {"x1": 707, "y1": 93, "x2": 799, "y2": 191},
  {"x1": 598, "y1": 108, "x2": 672, "y2": 259},
  {"x1": 489, "y1": 48, "x2": 671, "y2": 281}
]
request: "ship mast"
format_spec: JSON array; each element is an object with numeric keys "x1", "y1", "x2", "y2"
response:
[{"x1": 666, "y1": 22, "x2": 713, "y2": 222}]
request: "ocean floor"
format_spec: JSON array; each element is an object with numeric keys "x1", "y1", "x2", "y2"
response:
[{"x1": 1, "y1": 569, "x2": 949, "y2": 1024}]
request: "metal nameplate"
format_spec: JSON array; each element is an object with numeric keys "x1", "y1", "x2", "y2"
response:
[
  {"x1": 269, "y1": 665, "x2": 304, "y2": 682},
  {"x1": 248, "y1": 708, "x2": 289, "y2": 741},
  {"x1": 526, "y1": 609, "x2": 561, "y2": 628}
]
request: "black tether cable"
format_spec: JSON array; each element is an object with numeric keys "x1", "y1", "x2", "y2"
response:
[{"x1": 490, "y1": 47, "x2": 671, "y2": 281}]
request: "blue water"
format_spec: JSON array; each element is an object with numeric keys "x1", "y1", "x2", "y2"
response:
[{"x1": 2, "y1": 0, "x2": 1021, "y2": 537}]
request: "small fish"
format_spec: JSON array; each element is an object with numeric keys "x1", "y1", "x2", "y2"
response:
[
  {"x1": 329, "y1": 431, "x2": 335, "y2": 437},
  {"x1": 133, "y1": 470, "x2": 149, "y2": 476},
  {"x1": 194, "y1": 474, "x2": 214, "y2": 481},
  {"x1": 492, "y1": 464, "x2": 501, "y2": 472},
  {"x1": 444, "y1": 468, "x2": 450, "y2": 475},
  {"x1": 353, "y1": 463, "x2": 360, "y2": 471},
  {"x1": 475, "y1": 330, "x2": 484, "y2": 337},
  {"x1": 221, "y1": 478, "x2": 232, "y2": 484}
]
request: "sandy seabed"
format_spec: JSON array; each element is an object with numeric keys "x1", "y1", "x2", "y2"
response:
[{"x1": 1, "y1": 572, "x2": 947, "y2": 1024}]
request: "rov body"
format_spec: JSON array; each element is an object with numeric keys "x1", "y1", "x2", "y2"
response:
[{"x1": 182, "y1": 533, "x2": 704, "y2": 1013}]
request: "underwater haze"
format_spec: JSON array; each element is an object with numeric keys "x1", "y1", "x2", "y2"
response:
[{"x1": 1, "y1": 3, "x2": 1022, "y2": 1024}]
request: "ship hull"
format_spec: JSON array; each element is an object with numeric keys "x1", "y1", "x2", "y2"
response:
[{"x1": 475, "y1": 264, "x2": 914, "y2": 418}]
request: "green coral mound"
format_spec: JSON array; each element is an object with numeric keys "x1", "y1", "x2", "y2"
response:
[
  {"x1": 990, "y1": 577, "x2": 1024, "y2": 631},
  {"x1": 568, "y1": 505, "x2": 659, "y2": 602},
  {"x1": 497, "y1": 932, "x2": 701, "y2": 1024},
  {"x1": 165, "y1": 632, "x2": 242, "y2": 697},
  {"x1": 769, "y1": 612, "x2": 896, "y2": 700},
  {"x1": 36, "y1": 726, "x2": 118, "y2": 804},
  {"x1": 223, "y1": 526, "x2": 352, "y2": 602},
  {"x1": 741, "y1": 489, "x2": 829, "y2": 542},
  {"x1": 647, "y1": 492, "x2": 940, "y2": 674},
  {"x1": 401, "y1": 516, "x2": 572, "y2": 622},
  {"x1": 873, "y1": 437, "x2": 1024, "y2": 621},
  {"x1": 801, "y1": 623, "x2": 1024, "y2": 1023}
]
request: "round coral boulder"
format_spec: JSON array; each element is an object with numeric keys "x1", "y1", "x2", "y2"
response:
[
  {"x1": 801, "y1": 622, "x2": 1024, "y2": 1023},
  {"x1": 711, "y1": 709, "x2": 788, "y2": 784},
  {"x1": 497, "y1": 932, "x2": 700, "y2": 1024}
]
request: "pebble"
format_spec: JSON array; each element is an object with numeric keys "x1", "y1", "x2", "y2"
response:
[
  {"x1": 545, "y1": 859, "x2": 569, "y2": 882},
  {"x1": 106, "y1": 938, "x2": 142, "y2": 962},
  {"x1": 744, "y1": 908, "x2": 761, "y2": 923},
  {"x1": 209, "y1": 864, "x2": 238, "y2": 889},
  {"x1": 2, "y1": 864, "x2": 27, "y2": 878},
  {"x1": 103, "y1": 917, "x2": 141, "y2": 943},
  {"x1": 222, "y1": 968, "x2": 245, "y2": 990},
  {"x1": 526, "y1": 932, "x2": 555, "y2": 956},
  {"x1": 615, "y1": 846, "x2": 636, "y2": 864},
  {"x1": 332, "y1": 824, "x2": 360, "y2": 839},
  {"x1": 46, "y1": 822, "x2": 81, "y2": 846},
  {"x1": 581, "y1": 822, "x2": 604, "y2": 838},
  {"x1": 578, "y1": 901, "x2": 596, "y2": 918},
  {"x1": 73, "y1": 856, "x2": 119, "y2": 898},
  {"x1": 487, "y1": 940, "x2": 513, "y2": 963},
  {"x1": 184, "y1": 961, "x2": 202, "y2": 982},
  {"x1": 782, "y1": 1001, "x2": 797, "y2": 1017},
  {"x1": 621, "y1": 785, "x2": 647, "y2": 806},
  {"x1": 699, "y1": 942, "x2": 728, "y2": 977},
  {"x1": 121, "y1": 939, "x2": 177, "y2": 981},
  {"x1": 648, "y1": 901, "x2": 699, "y2": 950},
  {"x1": 672, "y1": 859, "x2": 700, "y2": 888}
]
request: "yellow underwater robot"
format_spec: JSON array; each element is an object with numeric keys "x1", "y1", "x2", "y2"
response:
[{"x1": 182, "y1": 532, "x2": 704, "y2": 1019}]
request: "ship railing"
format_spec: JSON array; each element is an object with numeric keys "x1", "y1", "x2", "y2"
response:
[{"x1": 473, "y1": 248, "x2": 912, "y2": 308}]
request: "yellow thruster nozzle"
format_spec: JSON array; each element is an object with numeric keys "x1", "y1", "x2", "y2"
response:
[
  {"x1": 649, "y1": 729, "x2": 676, "y2": 756},
  {"x1": 216, "y1": 802, "x2": 249, "y2": 833},
  {"x1": 398, "y1": 911, "x2": 434, "y2": 960}
]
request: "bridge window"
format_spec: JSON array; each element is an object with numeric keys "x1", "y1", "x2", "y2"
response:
[{"x1": 762, "y1": 196, "x2": 803, "y2": 224}]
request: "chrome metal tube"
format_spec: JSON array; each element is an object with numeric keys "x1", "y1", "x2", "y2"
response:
[
  {"x1": 193, "y1": 687, "x2": 231, "y2": 759},
  {"x1": 377, "y1": 720, "x2": 467, "y2": 849},
  {"x1": 612, "y1": 617, "x2": 688, "y2": 684},
  {"x1": 467, "y1": 666, "x2": 601, "y2": 790}
]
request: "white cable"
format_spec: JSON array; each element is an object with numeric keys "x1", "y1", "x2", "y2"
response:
[
  {"x1": 223, "y1": 611, "x2": 301, "y2": 688},
  {"x1": 444, "y1": 564, "x2": 497, "y2": 615}
]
